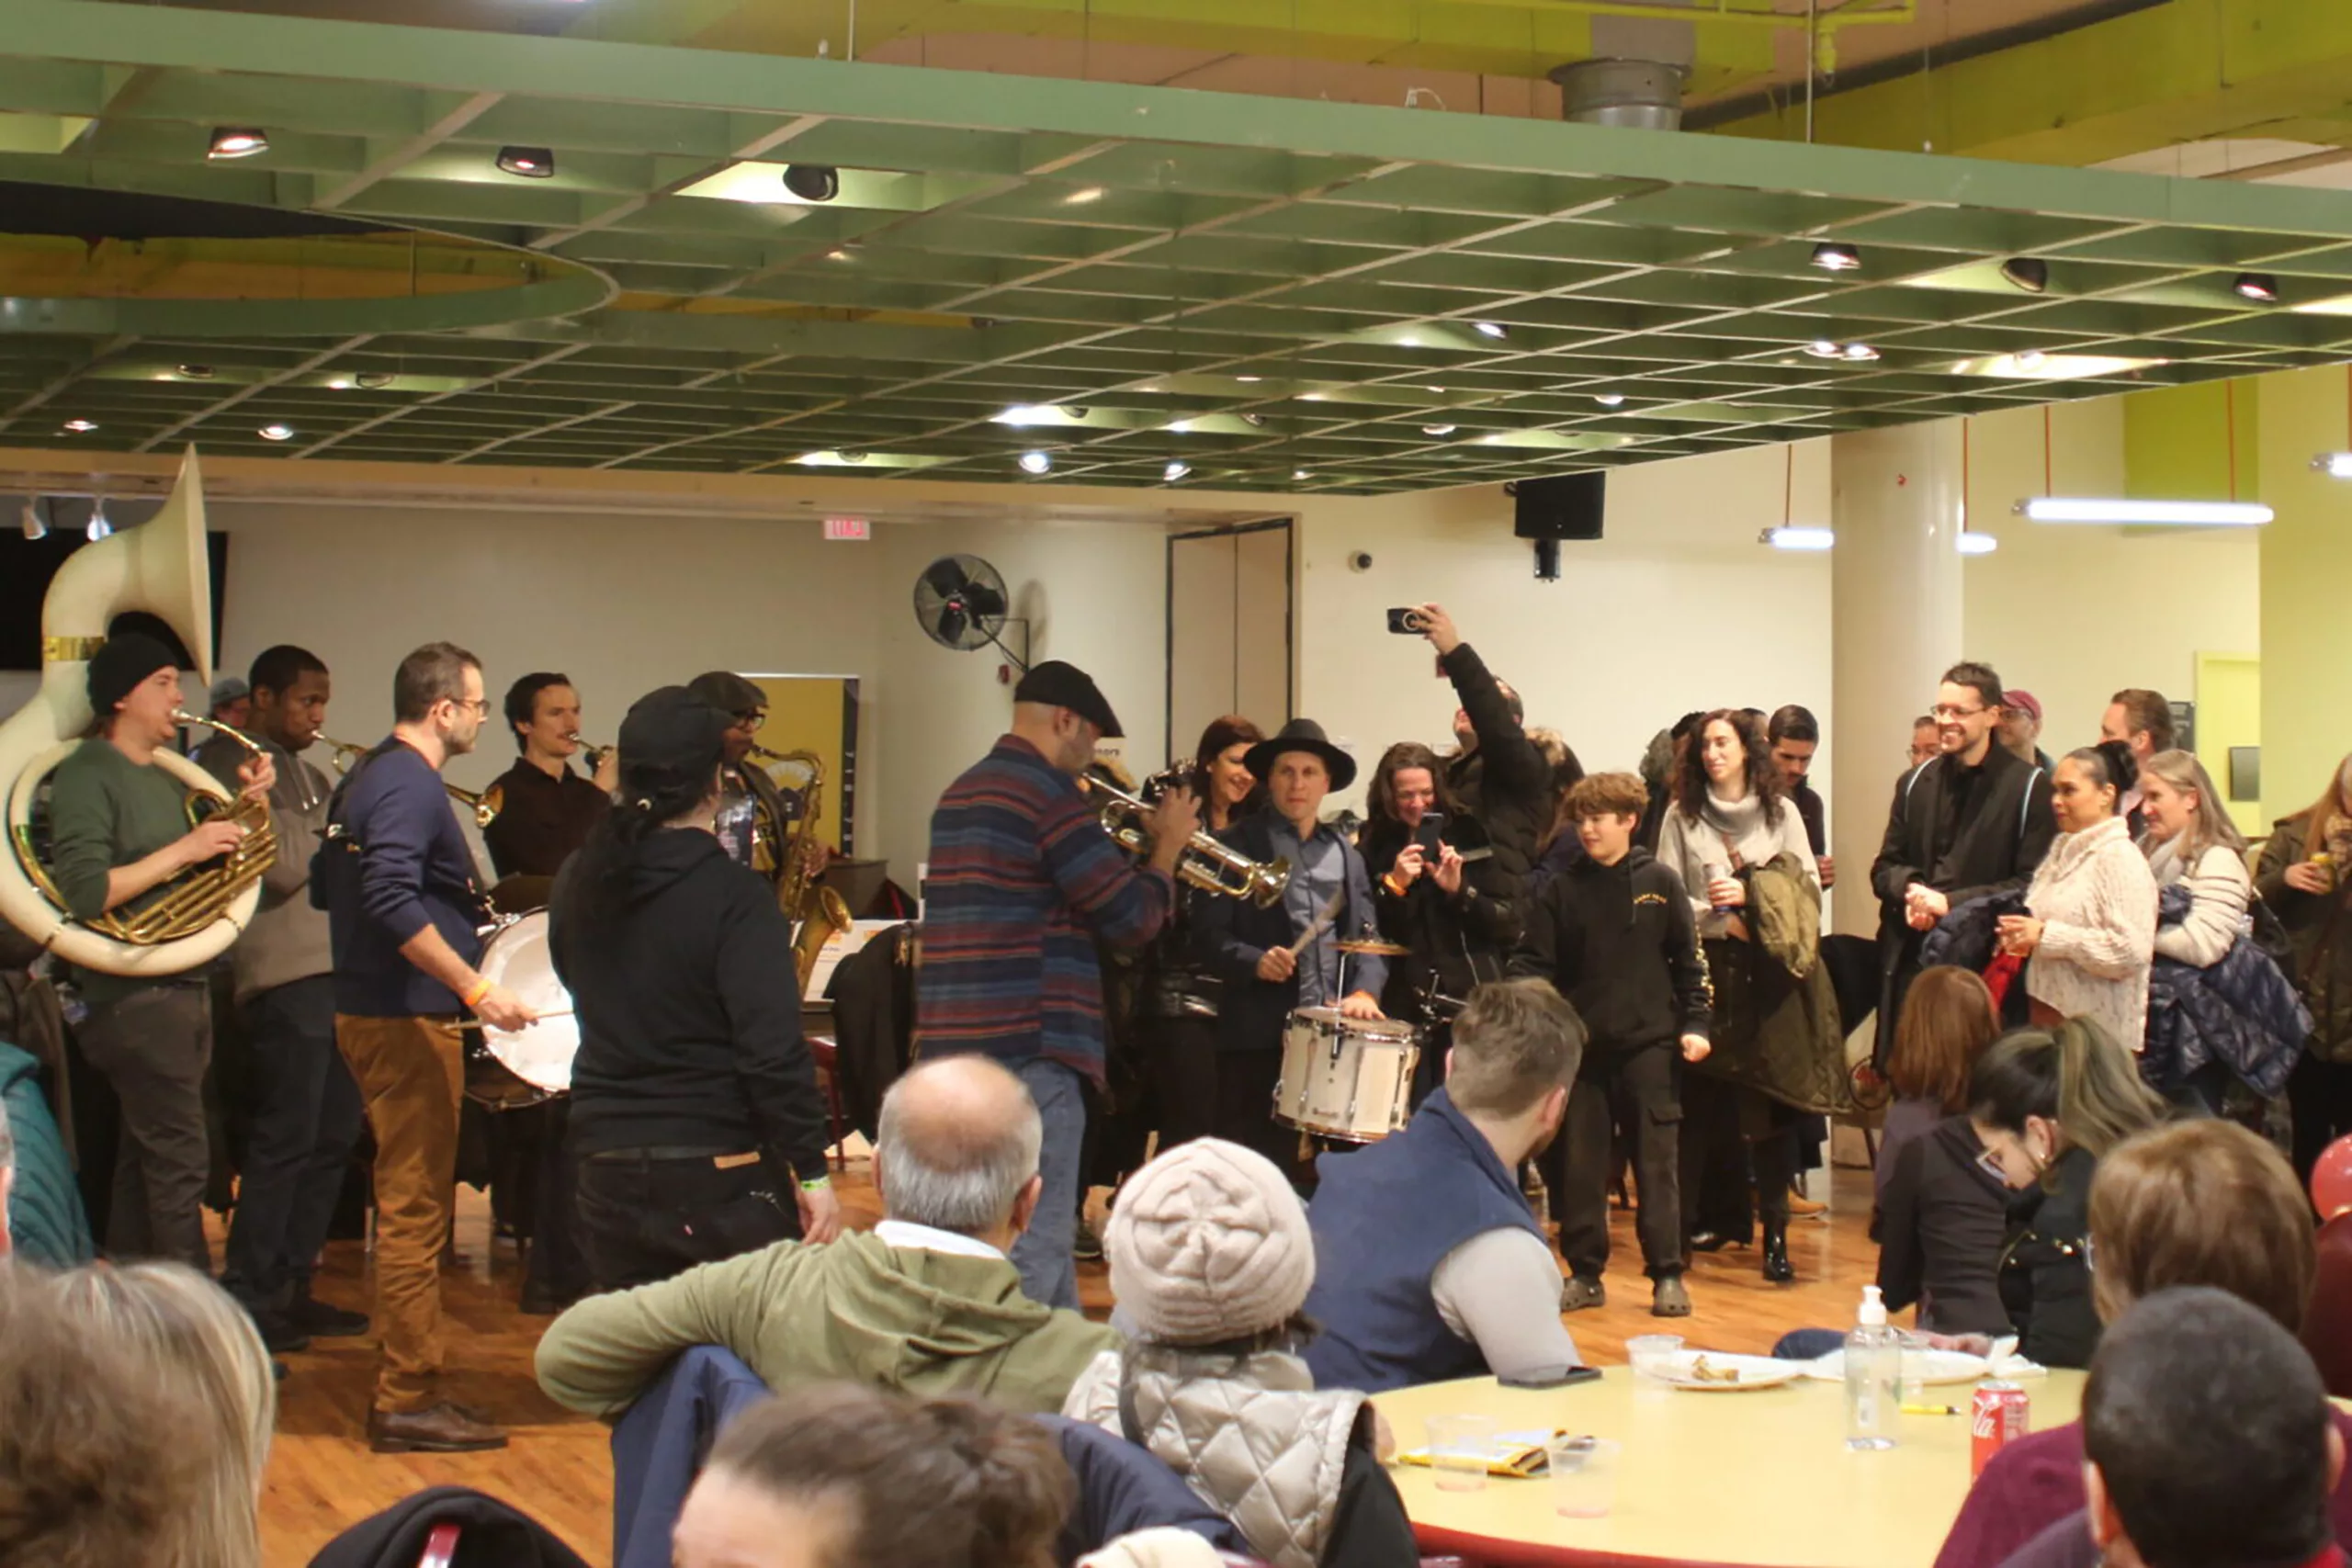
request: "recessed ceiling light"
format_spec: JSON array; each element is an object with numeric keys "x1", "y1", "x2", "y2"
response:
[
  {"x1": 1472, "y1": 321, "x2": 1509, "y2": 341},
  {"x1": 1844, "y1": 344, "x2": 1882, "y2": 362},
  {"x1": 1426, "y1": 385, "x2": 1446, "y2": 393},
  {"x1": 2233, "y1": 272, "x2": 2281, "y2": 304},
  {"x1": 61, "y1": 419, "x2": 96, "y2": 433},
  {"x1": 826, "y1": 248, "x2": 853, "y2": 262},
  {"x1": 1166, "y1": 420, "x2": 1193, "y2": 434},
  {"x1": 1422, "y1": 423, "x2": 1457, "y2": 436},
  {"x1": 175, "y1": 364, "x2": 216, "y2": 380},
  {"x1": 1293, "y1": 468, "x2": 1310, "y2": 480},
  {"x1": 1299, "y1": 393, "x2": 1325, "y2": 402},
  {"x1": 1018, "y1": 450, "x2": 1052, "y2": 475},
  {"x1": 783, "y1": 164, "x2": 840, "y2": 202},
  {"x1": 1163, "y1": 460, "x2": 1191, "y2": 482},
  {"x1": 1064, "y1": 186, "x2": 1105, "y2": 205},
  {"x1": 1137, "y1": 385, "x2": 1162, "y2": 394},
  {"x1": 838, "y1": 448, "x2": 869, "y2": 464},
  {"x1": 207, "y1": 127, "x2": 268, "y2": 160},
  {"x1": 1235, "y1": 374, "x2": 1262, "y2": 383},
  {"x1": 2000, "y1": 257, "x2": 2050, "y2": 294},
  {"x1": 1594, "y1": 393, "x2": 1626, "y2": 408},
  {"x1": 1810, "y1": 243, "x2": 1862, "y2": 272},
  {"x1": 1241, "y1": 412, "x2": 1266, "y2": 427},
  {"x1": 258, "y1": 423, "x2": 296, "y2": 441},
  {"x1": 496, "y1": 145, "x2": 555, "y2": 178},
  {"x1": 1397, "y1": 335, "x2": 1423, "y2": 348},
  {"x1": 1804, "y1": 340, "x2": 1844, "y2": 359}
]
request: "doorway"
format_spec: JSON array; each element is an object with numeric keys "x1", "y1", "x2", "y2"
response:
[{"x1": 1166, "y1": 519, "x2": 1293, "y2": 771}]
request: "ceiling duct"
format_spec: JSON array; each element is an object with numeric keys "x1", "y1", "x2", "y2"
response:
[{"x1": 1549, "y1": 58, "x2": 1687, "y2": 130}]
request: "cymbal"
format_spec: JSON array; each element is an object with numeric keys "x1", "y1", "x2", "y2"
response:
[{"x1": 1336, "y1": 937, "x2": 1411, "y2": 955}]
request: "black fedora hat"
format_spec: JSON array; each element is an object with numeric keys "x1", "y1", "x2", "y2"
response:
[{"x1": 1244, "y1": 718, "x2": 1356, "y2": 793}]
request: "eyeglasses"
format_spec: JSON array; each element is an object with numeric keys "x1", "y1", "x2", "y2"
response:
[
  {"x1": 449, "y1": 697, "x2": 490, "y2": 716},
  {"x1": 733, "y1": 711, "x2": 766, "y2": 731},
  {"x1": 1930, "y1": 704, "x2": 1988, "y2": 722}
]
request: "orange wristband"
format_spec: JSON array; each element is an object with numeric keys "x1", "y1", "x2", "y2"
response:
[{"x1": 462, "y1": 977, "x2": 492, "y2": 1009}]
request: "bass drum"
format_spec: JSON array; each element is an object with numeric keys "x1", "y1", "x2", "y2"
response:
[
  {"x1": 1273, "y1": 1007, "x2": 1421, "y2": 1143},
  {"x1": 461, "y1": 909, "x2": 579, "y2": 1111}
]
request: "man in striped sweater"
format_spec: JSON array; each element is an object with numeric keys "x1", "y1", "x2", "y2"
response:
[{"x1": 918, "y1": 660, "x2": 1197, "y2": 1307}]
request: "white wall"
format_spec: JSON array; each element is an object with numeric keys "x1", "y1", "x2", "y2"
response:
[{"x1": 1959, "y1": 400, "x2": 2261, "y2": 755}]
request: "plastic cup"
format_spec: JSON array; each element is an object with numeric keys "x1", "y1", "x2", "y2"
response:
[
  {"x1": 1548, "y1": 1436, "x2": 1621, "y2": 1518},
  {"x1": 1425, "y1": 1414, "x2": 1497, "y2": 1494},
  {"x1": 1626, "y1": 1334, "x2": 1684, "y2": 1382}
]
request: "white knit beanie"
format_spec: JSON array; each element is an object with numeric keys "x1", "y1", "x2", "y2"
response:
[{"x1": 1105, "y1": 1138, "x2": 1315, "y2": 1346}]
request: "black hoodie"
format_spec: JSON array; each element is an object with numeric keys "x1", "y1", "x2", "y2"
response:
[
  {"x1": 1509, "y1": 846, "x2": 1711, "y2": 1057},
  {"x1": 552, "y1": 829, "x2": 828, "y2": 1178}
]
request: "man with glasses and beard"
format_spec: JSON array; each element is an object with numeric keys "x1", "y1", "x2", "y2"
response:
[
  {"x1": 685, "y1": 671, "x2": 791, "y2": 876},
  {"x1": 1870, "y1": 660, "x2": 2056, "y2": 1065},
  {"x1": 316, "y1": 641, "x2": 535, "y2": 1453}
]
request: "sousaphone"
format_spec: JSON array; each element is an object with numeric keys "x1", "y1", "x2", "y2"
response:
[{"x1": 0, "y1": 448, "x2": 270, "y2": 975}]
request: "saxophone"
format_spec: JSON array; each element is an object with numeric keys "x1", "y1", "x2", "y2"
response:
[{"x1": 748, "y1": 744, "x2": 854, "y2": 998}]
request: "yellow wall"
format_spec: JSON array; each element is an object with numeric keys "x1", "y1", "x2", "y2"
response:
[
  {"x1": 2124, "y1": 379, "x2": 2262, "y2": 502},
  {"x1": 748, "y1": 674, "x2": 856, "y2": 856},
  {"x1": 2254, "y1": 365, "x2": 2352, "y2": 831},
  {"x1": 2193, "y1": 652, "x2": 2264, "y2": 835}
]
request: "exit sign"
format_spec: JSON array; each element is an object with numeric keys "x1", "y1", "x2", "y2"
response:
[{"x1": 823, "y1": 516, "x2": 871, "y2": 541}]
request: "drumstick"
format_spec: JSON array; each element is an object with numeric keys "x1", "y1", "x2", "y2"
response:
[{"x1": 1284, "y1": 892, "x2": 1348, "y2": 960}]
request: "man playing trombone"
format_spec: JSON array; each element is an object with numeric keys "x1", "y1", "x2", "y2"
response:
[
  {"x1": 51, "y1": 630, "x2": 274, "y2": 1275},
  {"x1": 918, "y1": 660, "x2": 1196, "y2": 1310}
]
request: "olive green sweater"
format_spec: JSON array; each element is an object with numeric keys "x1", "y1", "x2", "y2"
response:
[
  {"x1": 46, "y1": 739, "x2": 195, "y2": 1008},
  {"x1": 534, "y1": 1228, "x2": 1119, "y2": 1417}
]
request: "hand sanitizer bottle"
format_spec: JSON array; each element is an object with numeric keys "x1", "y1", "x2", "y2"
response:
[{"x1": 1846, "y1": 1283, "x2": 1899, "y2": 1450}]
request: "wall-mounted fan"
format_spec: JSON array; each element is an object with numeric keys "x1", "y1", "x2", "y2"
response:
[{"x1": 911, "y1": 554, "x2": 1028, "y2": 669}]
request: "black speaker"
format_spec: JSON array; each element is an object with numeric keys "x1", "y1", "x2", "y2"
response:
[{"x1": 1512, "y1": 472, "x2": 1606, "y2": 541}]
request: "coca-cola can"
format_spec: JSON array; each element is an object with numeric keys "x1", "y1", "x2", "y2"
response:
[{"x1": 1971, "y1": 1380, "x2": 2030, "y2": 1477}]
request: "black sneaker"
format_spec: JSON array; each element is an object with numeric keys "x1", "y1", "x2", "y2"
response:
[
  {"x1": 1071, "y1": 1220, "x2": 1104, "y2": 1264},
  {"x1": 253, "y1": 1311, "x2": 312, "y2": 1356},
  {"x1": 287, "y1": 1293, "x2": 370, "y2": 1338}
]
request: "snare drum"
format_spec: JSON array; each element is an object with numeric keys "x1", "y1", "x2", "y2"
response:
[
  {"x1": 461, "y1": 909, "x2": 581, "y2": 1111},
  {"x1": 1273, "y1": 1007, "x2": 1422, "y2": 1143}
]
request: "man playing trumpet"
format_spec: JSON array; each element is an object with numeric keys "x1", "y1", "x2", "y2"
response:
[
  {"x1": 483, "y1": 671, "x2": 617, "y2": 883},
  {"x1": 50, "y1": 630, "x2": 274, "y2": 1273}
]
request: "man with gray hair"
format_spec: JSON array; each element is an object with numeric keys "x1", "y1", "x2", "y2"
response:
[{"x1": 535, "y1": 1055, "x2": 1118, "y2": 1417}]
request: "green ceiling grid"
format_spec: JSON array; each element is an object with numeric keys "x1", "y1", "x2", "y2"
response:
[{"x1": 1, "y1": 2, "x2": 2351, "y2": 491}]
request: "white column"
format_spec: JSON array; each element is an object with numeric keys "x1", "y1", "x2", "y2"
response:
[{"x1": 1829, "y1": 422, "x2": 1964, "y2": 938}]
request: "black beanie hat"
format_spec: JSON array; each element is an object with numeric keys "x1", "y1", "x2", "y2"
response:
[
  {"x1": 85, "y1": 632, "x2": 179, "y2": 716},
  {"x1": 617, "y1": 687, "x2": 729, "y2": 795}
]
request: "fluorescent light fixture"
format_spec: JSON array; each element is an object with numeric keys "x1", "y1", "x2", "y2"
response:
[
  {"x1": 496, "y1": 146, "x2": 555, "y2": 178},
  {"x1": 207, "y1": 127, "x2": 268, "y2": 160},
  {"x1": 1957, "y1": 532, "x2": 2000, "y2": 555},
  {"x1": 1947, "y1": 351, "x2": 2164, "y2": 381},
  {"x1": 2313, "y1": 452, "x2": 2352, "y2": 478},
  {"x1": 2000, "y1": 257, "x2": 2050, "y2": 294},
  {"x1": 1761, "y1": 526, "x2": 1836, "y2": 551},
  {"x1": 2016, "y1": 497, "x2": 2273, "y2": 526},
  {"x1": 992, "y1": 404, "x2": 1071, "y2": 427},
  {"x1": 61, "y1": 418, "x2": 96, "y2": 433},
  {"x1": 1235, "y1": 374, "x2": 1262, "y2": 383},
  {"x1": 1298, "y1": 393, "x2": 1325, "y2": 402},
  {"x1": 1472, "y1": 321, "x2": 1509, "y2": 340},
  {"x1": 1018, "y1": 450, "x2": 1052, "y2": 475},
  {"x1": 2233, "y1": 272, "x2": 2280, "y2": 304},
  {"x1": 1162, "y1": 460, "x2": 1191, "y2": 482},
  {"x1": 1810, "y1": 243, "x2": 1862, "y2": 273}
]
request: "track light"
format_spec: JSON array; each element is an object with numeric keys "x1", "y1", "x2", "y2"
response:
[
  {"x1": 1471, "y1": 321, "x2": 1509, "y2": 341},
  {"x1": 1804, "y1": 340, "x2": 1844, "y2": 359},
  {"x1": 61, "y1": 418, "x2": 96, "y2": 433},
  {"x1": 496, "y1": 146, "x2": 555, "y2": 178},
  {"x1": 207, "y1": 127, "x2": 268, "y2": 160},
  {"x1": 2233, "y1": 272, "x2": 2280, "y2": 304},
  {"x1": 1843, "y1": 344, "x2": 1882, "y2": 362},
  {"x1": 2016, "y1": 497, "x2": 2272, "y2": 526},
  {"x1": 2000, "y1": 257, "x2": 2049, "y2": 294},
  {"x1": 1018, "y1": 450, "x2": 1052, "y2": 475},
  {"x1": 783, "y1": 164, "x2": 840, "y2": 202},
  {"x1": 258, "y1": 423, "x2": 296, "y2": 442},
  {"x1": 1241, "y1": 412, "x2": 1266, "y2": 427},
  {"x1": 352, "y1": 371, "x2": 394, "y2": 390},
  {"x1": 85, "y1": 501, "x2": 111, "y2": 543},
  {"x1": 175, "y1": 364, "x2": 216, "y2": 380},
  {"x1": 1810, "y1": 243, "x2": 1861, "y2": 273},
  {"x1": 1162, "y1": 460, "x2": 1191, "y2": 482},
  {"x1": 19, "y1": 500, "x2": 46, "y2": 541}
]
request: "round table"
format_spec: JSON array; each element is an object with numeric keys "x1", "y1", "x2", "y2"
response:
[{"x1": 1374, "y1": 1365, "x2": 2085, "y2": 1568}]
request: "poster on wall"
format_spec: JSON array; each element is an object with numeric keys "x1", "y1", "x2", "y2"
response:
[{"x1": 740, "y1": 672, "x2": 859, "y2": 857}]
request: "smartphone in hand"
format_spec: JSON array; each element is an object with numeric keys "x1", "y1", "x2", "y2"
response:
[{"x1": 1385, "y1": 607, "x2": 1426, "y2": 635}]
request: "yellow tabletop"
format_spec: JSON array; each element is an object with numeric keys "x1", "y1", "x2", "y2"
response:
[{"x1": 1375, "y1": 1366, "x2": 2085, "y2": 1568}]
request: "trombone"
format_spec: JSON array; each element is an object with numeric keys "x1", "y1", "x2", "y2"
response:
[
  {"x1": 1082, "y1": 773, "x2": 1290, "y2": 908},
  {"x1": 320, "y1": 734, "x2": 502, "y2": 828}
]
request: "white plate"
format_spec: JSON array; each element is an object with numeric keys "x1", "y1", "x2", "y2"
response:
[
  {"x1": 1655, "y1": 1351, "x2": 1804, "y2": 1392},
  {"x1": 1805, "y1": 1348, "x2": 1989, "y2": 1386}
]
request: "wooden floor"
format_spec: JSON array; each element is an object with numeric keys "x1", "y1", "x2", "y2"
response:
[{"x1": 255, "y1": 1159, "x2": 1884, "y2": 1568}]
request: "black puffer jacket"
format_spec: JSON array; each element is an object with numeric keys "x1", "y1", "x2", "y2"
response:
[{"x1": 1439, "y1": 642, "x2": 1564, "y2": 920}]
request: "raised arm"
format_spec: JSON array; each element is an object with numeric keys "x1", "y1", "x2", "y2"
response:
[{"x1": 1038, "y1": 790, "x2": 1175, "y2": 949}]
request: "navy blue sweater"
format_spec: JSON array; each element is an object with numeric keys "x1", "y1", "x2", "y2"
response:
[{"x1": 315, "y1": 740, "x2": 485, "y2": 1017}]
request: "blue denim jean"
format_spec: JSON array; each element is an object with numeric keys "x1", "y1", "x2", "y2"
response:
[{"x1": 1011, "y1": 1057, "x2": 1087, "y2": 1311}]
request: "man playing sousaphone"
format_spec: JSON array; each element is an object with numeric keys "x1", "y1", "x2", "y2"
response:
[
  {"x1": 1194, "y1": 719, "x2": 1387, "y2": 1179},
  {"x1": 49, "y1": 630, "x2": 273, "y2": 1274}
]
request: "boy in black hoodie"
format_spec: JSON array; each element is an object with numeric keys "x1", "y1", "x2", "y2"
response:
[{"x1": 1510, "y1": 772, "x2": 1712, "y2": 1317}]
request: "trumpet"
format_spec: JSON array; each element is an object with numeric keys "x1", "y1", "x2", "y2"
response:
[
  {"x1": 320, "y1": 734, "x2": 501, "y2": 828},
  {"x1": 566, "y1": 734, "x2": 611, "y2": 772},
  {"x1": 1082, "y1": 773, "x2": 1289, "y2": 908}
]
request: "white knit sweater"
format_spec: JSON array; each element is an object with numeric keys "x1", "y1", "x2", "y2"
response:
[
  {"x1": 2143, "y1": 837, "x2": 2253, "y2": 968},
  {"x1": 1655, "y1": 790, "x2": 1818, "y2": 939},
  {"x1": 2024, "y1": 815, "x2": 2158, "y2": 1052}
]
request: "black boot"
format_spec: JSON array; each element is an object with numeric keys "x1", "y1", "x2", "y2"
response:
[{"x1": 1761, "y1": 1222, "x2": 1794, "y2": 1284}]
